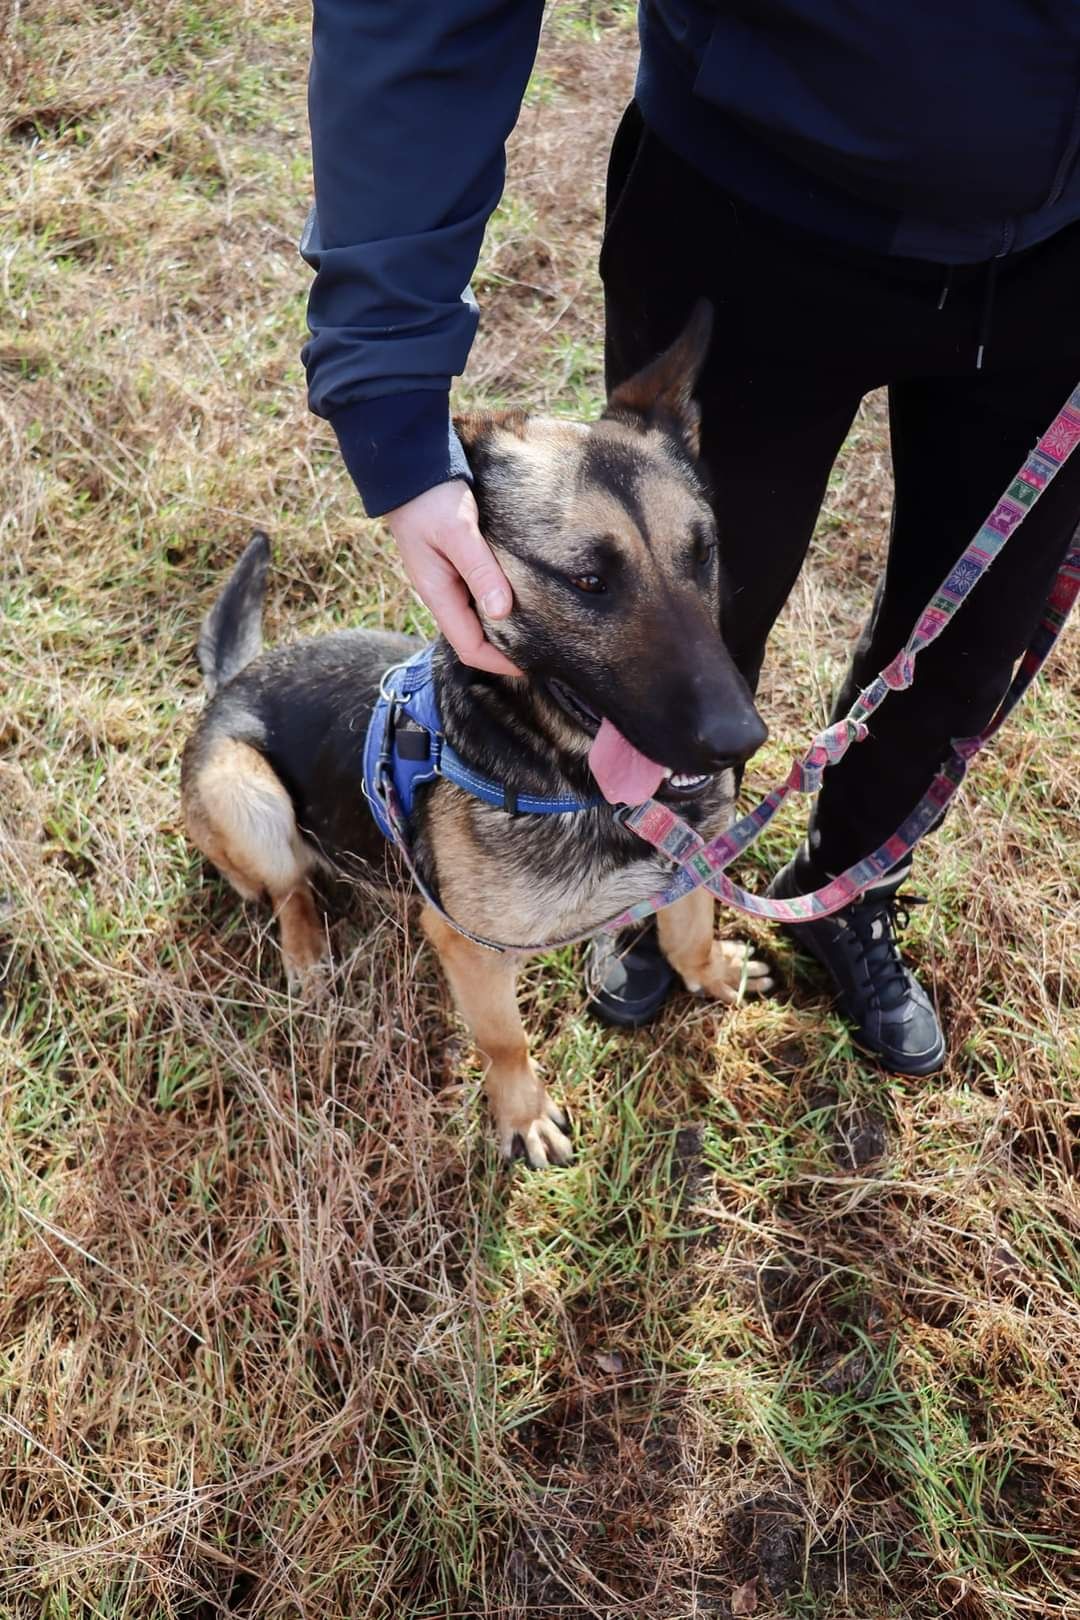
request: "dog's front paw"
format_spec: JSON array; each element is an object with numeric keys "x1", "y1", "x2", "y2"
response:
[
  {"x1": 490, "y1": 1064, "x2": 573, "y2": 1168},
  {"x1": 695, "y1": 938, "x2": 774, "y2": 1005},
  {"x1": 507, "y1": 1102, "x2": 574, "y2": 1169}
]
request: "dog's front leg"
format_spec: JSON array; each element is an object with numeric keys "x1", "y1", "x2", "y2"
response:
[
  {"x1": 657, "y1": 889, "x2": 773, "y2": 1004},
  {"x1": 421, "y1": 906, "x2": 573, "y2": 1167}
]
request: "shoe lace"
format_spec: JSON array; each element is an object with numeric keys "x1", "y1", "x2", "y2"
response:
[{"x1": 846, "y1": 890, "x2": 928, "y2": 1012}]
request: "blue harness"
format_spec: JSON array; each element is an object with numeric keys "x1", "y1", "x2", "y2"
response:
[{"x1": 362, "y1": 645, "x2": 603, "y2": 842}]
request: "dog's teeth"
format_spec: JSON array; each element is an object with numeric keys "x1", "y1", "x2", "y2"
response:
[
  {"x1": 662, "y1": 768, "x2": 673, "y2": 778},
  {"x1": 670, "y1": 772, "x2": 708, "y2": 789}
]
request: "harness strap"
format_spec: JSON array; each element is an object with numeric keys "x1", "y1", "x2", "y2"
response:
[
  {"x1": 438, "y1": 740, "x2": 602, "y2": 815},
  {"x1": 362, "y1": 645, "x2": 604, "y2": 844}
]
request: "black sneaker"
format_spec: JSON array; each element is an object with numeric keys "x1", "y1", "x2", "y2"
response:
[
  {"x1": 767, "y1": 849, "x2": 946, "y2": 1076},
  {"x1": 586, "y1": 921, "x2": 679, "y2": 1029}
]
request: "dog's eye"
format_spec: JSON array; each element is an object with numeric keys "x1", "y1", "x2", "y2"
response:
[
  {"x1": 692, "y1": 529, "x2": 718, "y2": 567},
  {"x1": 567, "y1": 573, "x2": 606, "y2": 595}
]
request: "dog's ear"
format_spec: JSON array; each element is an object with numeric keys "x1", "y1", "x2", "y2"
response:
[
  {"x1": 603, "y1": 298, "x2": 714, "y2": 455},
  {"x1": 453, "y1": 408, "x2": 529, "y2": 463}
]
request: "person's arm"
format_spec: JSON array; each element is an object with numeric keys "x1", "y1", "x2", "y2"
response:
[{"x1": 302, "y1": 2, "x2": 543, "y2": 673}]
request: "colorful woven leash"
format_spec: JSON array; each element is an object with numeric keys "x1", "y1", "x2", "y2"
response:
[
  {"x1": 610, "y1": 382, "x2": 1080, "y2": 930},
  {"x1": 374, "y1": 381, "x2": 1080, "y2": 951}
]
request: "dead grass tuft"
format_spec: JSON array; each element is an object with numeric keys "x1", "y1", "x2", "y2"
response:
[{"x1": 2, "y1": 3, "x2": 1078, "y2": 1617}]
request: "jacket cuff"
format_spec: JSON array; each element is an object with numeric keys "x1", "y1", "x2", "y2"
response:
[{"x1": 328, "y1": 390, "x2": 471, "y2": 517}]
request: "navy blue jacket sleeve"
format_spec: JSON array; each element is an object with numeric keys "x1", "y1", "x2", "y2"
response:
[{"x1": 301, "y1": 1, "x2": 545, "y2": 517}]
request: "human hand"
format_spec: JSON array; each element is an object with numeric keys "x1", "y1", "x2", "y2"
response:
[{"x1": 385, "y1": 480, "x2": 522, "y2": 677}]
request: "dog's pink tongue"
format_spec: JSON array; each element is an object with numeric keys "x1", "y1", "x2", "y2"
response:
[{"x1": 588, "y1": 717, "x2": 667, "y2": 805}]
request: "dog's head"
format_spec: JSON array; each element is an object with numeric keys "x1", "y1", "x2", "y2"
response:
[{"x1": 455, "y1": 302, "x2": 766, "y2": 805}]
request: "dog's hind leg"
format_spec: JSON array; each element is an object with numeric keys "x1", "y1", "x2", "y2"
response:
[
  {"x1": 183, "y1": 736, "x2": 326, "y2": 985},
  {"x1": 658, "y1": 888, "x2": 774, "y2": 1004},
  {"x1": 421, "y1": 906, "x2": 572, "y2": 1167}
]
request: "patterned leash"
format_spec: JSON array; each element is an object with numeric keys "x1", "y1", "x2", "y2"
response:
[
  {"x1": 375, "y1": 382, "x2": 1080, "y2": 951},
  {"x1": 611, "y1": 382, "x2": 1080, "y2": 930}
]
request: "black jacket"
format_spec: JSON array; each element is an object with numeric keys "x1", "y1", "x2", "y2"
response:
[{"x1": 302, "y1": 1, "x2": 1080, "y2": 515}]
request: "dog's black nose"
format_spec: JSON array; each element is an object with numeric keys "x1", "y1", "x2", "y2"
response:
[
  {"x1": 693, "y1": 705, "x2": 768, "y2": 766},
  {"x1": 677, "y1": 635, "x2": 768, "y2": 769}
]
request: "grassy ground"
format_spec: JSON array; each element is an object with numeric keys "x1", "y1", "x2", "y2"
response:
[{"x1": 2, "y1": 4, "x2": 1079, "y2": 1616}]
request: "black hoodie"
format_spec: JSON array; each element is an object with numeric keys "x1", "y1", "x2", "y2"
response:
[{"x1": 302, "y1": 1, "x2": 1080, "y2": 516}]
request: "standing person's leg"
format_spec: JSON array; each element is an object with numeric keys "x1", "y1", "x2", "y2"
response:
[
  {"x1": 771, "y1": 222, "x2": 1080, "y2": 1071},
  {"x1": 808, "y1": 368, "x2": 1080, "y2": 877}
]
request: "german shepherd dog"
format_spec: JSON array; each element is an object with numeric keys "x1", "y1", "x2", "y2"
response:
[{"x1": 181, "y1": 305, "x2": 773, "y2": 1166}]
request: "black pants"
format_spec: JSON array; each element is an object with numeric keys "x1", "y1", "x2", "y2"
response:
[{"x1": 601, "y1": 105, "x2": 1080, "y2": 878}]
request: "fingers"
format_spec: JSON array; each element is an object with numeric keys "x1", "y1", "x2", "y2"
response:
[
  {"x1": 441, "y1": 516, "x2": 512, "y2": 620},
  {"x1": 432, "y1": 573, "x2": 524, "y2": 677},
  {"x1": 386, "y1": 480, "x2": 523, "y2": 676}
]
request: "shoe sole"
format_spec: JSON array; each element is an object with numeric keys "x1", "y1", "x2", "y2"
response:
[{"x1": 846, "y1": 1015, "x2": 947, "y2": 1077}]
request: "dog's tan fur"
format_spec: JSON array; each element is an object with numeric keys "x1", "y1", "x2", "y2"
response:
[
  {"x1": 183, "y1": 736, "x2": 326, "y2": 979},
  {"x1": 421, "y1": 904, "x2": 575, "y2": 1164},
  {"x1": 422, "y1": 785, "x2": 679, "y2": 949}
]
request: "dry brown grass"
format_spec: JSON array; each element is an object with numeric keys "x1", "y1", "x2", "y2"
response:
[{"x1": 2, "y1": 4, "x2": 1079, "y2": 1617}]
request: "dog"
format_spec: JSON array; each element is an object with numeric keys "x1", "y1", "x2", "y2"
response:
[{"x1": 181, "y1": 304, "x2": 773, "y2": 1166}]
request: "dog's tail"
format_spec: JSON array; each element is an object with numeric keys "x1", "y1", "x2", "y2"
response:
[{"x1": 197, "y1": 531, "x2": 271, "y2": 697}]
